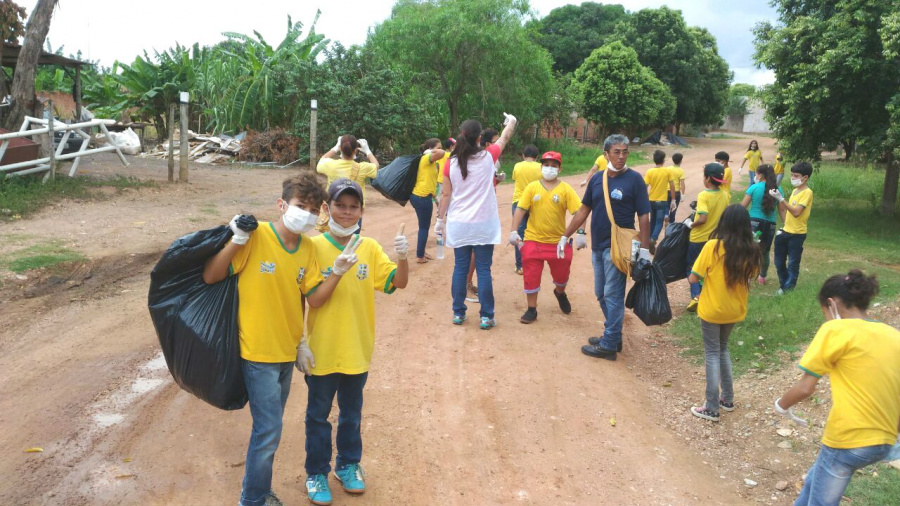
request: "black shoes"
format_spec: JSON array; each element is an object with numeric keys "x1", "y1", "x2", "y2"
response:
[
  {"x1": 520, "y1": 307, "x2": 537, "y2": 324},
  {"x1": 581, "y1": 344, "x2": 617, "y2": 361},
  {"x1": 553, "y1": 289, "x2": 571, "y2": 314},
  {"x1": 587, "y1": 337, "x2": 623, "y2": 352}
]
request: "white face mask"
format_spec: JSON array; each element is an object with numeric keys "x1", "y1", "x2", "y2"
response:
[
  {"x1": 606, "y1": 161, "x2": 627, "y2": 173},
  {"x1": 541, "y1": 165, "x2": 559, "y2": 181},
  {"x1": 829, "y1": 299, "x2": 842, "y2": 320},
  {"x1": 282, "y1": 204, "x2": 318, "y2": 235},
  {"x1": 791, "y1": 177, "x2": 803, "y2": 187},
  {"x1": 328, "y1": 217, "x2": 359, "y2": 237}
]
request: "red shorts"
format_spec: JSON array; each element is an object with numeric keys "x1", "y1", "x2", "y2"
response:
[{"x1": 521, "y1": 240, "x2": 573, "y2": 293}]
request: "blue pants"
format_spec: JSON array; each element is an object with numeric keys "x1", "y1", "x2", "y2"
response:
[
  {"x1": 750, "y1": 218, "x2": 776, "y2": 279},
  {"x1": 649, "y1": 201, "x2": 668, "y2": 241},
  {"x1": 794, "y1": 444, "x2": 891, "y2": 506},
  {"x1": 304, "y1": 372, "x2": 369, "y2": 476},
  {"x1": 686, "y1": 241, "x2": 706, "y2": 298},
  {"x1": 452, "y1": 245, "x2": 495, "y2": 318},
  {"x1": 512, "y1": 203, "x2": 529, "y2": 269},
  {"x1": 774, "y1": 231, "x2": 806, "y2": 291},
  {"x1": 591, "y1": 248, "x2": 626, "y2": 351},
  {"x1": 240, "y1": 360, "x2": 294, "y2": 506},
  {"x1": 409, "y1": 194, "x2": 433, "y2": 259}
]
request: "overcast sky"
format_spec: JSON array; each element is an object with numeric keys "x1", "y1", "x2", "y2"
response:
[{"x1": 36, "y1": 0, "x2": 776, "y2": 85}]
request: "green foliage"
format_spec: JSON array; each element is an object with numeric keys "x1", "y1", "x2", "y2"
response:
[
  {"x1": 369, "y1": 0, "x2": 555, "y2": 133},
  {"x1": 844, "y1": 463, "x2": 900, "y2": 506},
  {"x1": 493, "y1": 138, "x2": 649, "y2": 181},
  {"x1": 0, "y1": 174, "x2": 153, "y2": 219},
  {"x1": 81, "y1": 62, "x2": 130, "y2": 120},
  {"x1": 725, "y1": 83, "x2": 758, "y2": 117},
  {"x1": 1, "y1": 240, "x2": 85, "y2": 273},
  {"x1": 572, "y1": 42, "x2": 675, "y2": 137},
  {"x1": 528, "y1": 2, "x2": 629, "y2": 74}
]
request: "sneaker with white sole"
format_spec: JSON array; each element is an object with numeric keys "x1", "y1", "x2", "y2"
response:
[
  {"x1": 690, "y1": 405, "x2": 720, "y2": 422},
  {"x1": 335, "y1": 463, "x2": 365, "y2": 494},
  {"x1": 480, "y1": 317, "x2": 496, "y2": 330},
  {"x1": 719, "y1": 399, "x2": 735, "y2": 412},
  {"x1": 306, "y1": 474, "x2": 332, "y2": 505},
  {"x1": 453, "y1": 314, "x2": 467, "y2": 325},
  {"x1": 465, "y1": 283, "x2": 479, "y2": 303}
]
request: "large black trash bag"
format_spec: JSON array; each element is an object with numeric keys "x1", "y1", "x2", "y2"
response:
[
  {"x1": 148, "y1": 225, "x2": 248, "y2": 410},
  {"x1": 371, "y1": 155, "x2": 421, "y2": 206},
  {"x1": 653, "y1": 222, "x2": 690, "y2": 283},
  {"x1": 625, "y1": 262, "x2": 672, "y2": 326}
]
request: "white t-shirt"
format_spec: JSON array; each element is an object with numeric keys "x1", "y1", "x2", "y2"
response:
[{"x1": 445, "y1": 150, "x2": 501, "y2": 248}]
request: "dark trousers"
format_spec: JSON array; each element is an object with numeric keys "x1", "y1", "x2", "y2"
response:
[
  {"x1": 686, "y1": 240, "x2": 706, "y2": 298},
  {"x1": 668, "y1": 191, "x2": 681, "y2": 222},
  {"x1": 512, "y1": 203, "x2": 529, "y2": 269},
  {"x1": 774, "y1": 231, "x2": 806, "y2": 291},
  {"x1": 409, "y1": 194, "x2": 433, "y2": 259},
  {"x1": 649, "y1": 201, "x2": 668, "y2": 241},
  {"x1": 304, "y1": 372, "x2": 369, "y2": 476},
  {"x1": 750, "y1": 218, "x2": 776, "y2": 279}
]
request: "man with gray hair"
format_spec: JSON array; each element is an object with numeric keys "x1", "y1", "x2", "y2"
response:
[{"x1": 562, "y1": 134, "x2": 651, "y2": 361}]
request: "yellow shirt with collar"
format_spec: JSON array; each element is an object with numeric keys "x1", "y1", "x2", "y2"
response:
[
  {"x1": 691, "y1": 239, "x2": 751, "y2": 324},
  {"x1": 744, "y1": 150, "x2": 763, "y2": 172},
  {"x1": 783, "y1": 187, "x2": 814, "y2": 234},
  {"x1": 644, "y1": 166, "x2": 672, "y2": 202},
  {"x1": 517, "y1": 180, "x2": 582, "y2": 244},
  {"x1": 316, "y1": 158, "x2": 378, "y2": 199},
  {"x1": 668, "y1": 165, "x2": 685, "y2": 192},
  {"x1": 512, "y1": 160, "x2": 542, "y2": 204},
  {"x1": 690, "y1": 189, "x2": 729, "y2": 243},
  {"x1": 412, "y1": 153, "x2": 439, "y2": 198}
]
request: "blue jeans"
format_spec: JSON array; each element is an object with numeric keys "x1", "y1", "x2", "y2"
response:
[
  {"x1": 795, "y1": 444, "x2": 891, "y2": 506},
  {"x1": 409, "y1": 194, "x2": 433, "y2": 259},
  {"x1": 305, "y1": 372, "x2": 369, "y2": 476},
  {"x1": 240, "y1": 360, "x2": 294, "y2": 506},
  {"x1": 701, "y1": 320, "x2": 734, "y2": 413},
  {"x1": 452, "y1": 245, "x2": 495, "y2": 318},
  {"x1": 686, "y1": 241, "x2": 706, "y2": 298},
  {"x1": 512, "y1": 203, "x2": 529, "y2": 270},
  {"x1": 649, "y1": 201, "x2": 668, "y2": 241},
  {"x1": 774, "y1": 231, "x2": 806, "y2": 291},
  {"x1": 591, "y1": 248, "x2": 626, "y2": 351}
]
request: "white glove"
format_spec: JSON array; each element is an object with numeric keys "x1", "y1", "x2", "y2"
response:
[
  {"x1": 684, "y1": 218, "x2": 694, "y2": 229},
  {"x1": 394, "y1": 224, "x2": 408, "y2": 260},
  {"x1": 670, "y1": 200, "x2": 677, "y2": 213},
  {"x1": 769, "y1": 188, "x2": 784, "y2": 202},
  {"x1": 580, "y1": 179, "x2": 588, "y2": 187},
  {"x1": 229, "y1": 214, "x2": 251, "y2": 245},
  {"x1": 638, "y1": 248, "x2": 651, "y2": 263},
  {"x1": 494, "y1": 172, "x2": 506, "y2": 182},
  {"x1": 502, "y1": 112, "x2": 517, "y2": 126},
  {"x1": 774, "y1": 397, "x2": 809, "y2": 427},
  {"x1": 509, "y1": 231, "x2": 522, "y2": 247},
  {"x1": 332, "y1": 136, "x2": 342, "y2": 152},
  {"x1": 434, "y1": 218, "x2": 444, "y2": 236},
  {"x1": 295, "y1": 339, "x2": 315, "y2": 374},
  {"x1": 358, "y1": 138, "x2": 371, "y2": 156},
  {"x1": 423, "y1": 148, "x2": 433, "y2": 157},
  {"x1": 332, "y1": 234, "x2": 362, "y2": 276},
  {"x1": 738, "y1": 168, "x2": 743, "y2": 176},
  {"x1": 557, "y1": 236, "x2": 567, "y2": 259},
  {"x1": 575, "y1": 232, "x2": 587, "y2": 250}
]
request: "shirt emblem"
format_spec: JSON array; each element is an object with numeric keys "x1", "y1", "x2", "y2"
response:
[
  {"x1": 552, "y1": 194, "x2": 560, "y2": 203},
  {"x1": 610, "y1": 188, "x2": 623, "y2": 200},
  {"x1": 321, "y1": 267, "x2": 333, "y2": 280},
  {"x1": 296, "y1": 267, "x2": 306, "y2": 285},
  {"x1": 357, "y1": 264, "x2": 369, "y2": 281},
  {"x1": 260, "y1": 261, "x2": 275, "y2": 274},
  {"x1": 533, "y1": 194, "x2": 541, "y2": 201}
]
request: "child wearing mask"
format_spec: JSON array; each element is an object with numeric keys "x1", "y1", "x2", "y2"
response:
[
  {"x1": 771, "y1": 162, "x2": 814, "y2": 293},
  {"x1": 684, "y1": 163, "x2": 730, "y2": 312}
]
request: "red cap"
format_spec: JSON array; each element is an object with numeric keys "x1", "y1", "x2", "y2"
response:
[{"x1": 540, "y1": 151, "x2": 562, "y2": 166}]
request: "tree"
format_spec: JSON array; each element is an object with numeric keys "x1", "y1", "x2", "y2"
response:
[
  {"x1": 3, "y1": 0, "x2": 56, "y2": 130},
  {"x1": 369, "y1": 0, "x2": 555, "y2": 133},
  {"x1": 0, "y1": 0, "x2": 27, "y2": 113},
  {"x1": 529, "y1": 2, "x2": 629, "y2": 74},
  {"x1": 754, "y1": 0, "x2": 900, "y2": 214},
  {"x1": 572, "y1": 41, "x2": 675, "y2": 139},
  {"x1": 615, "y1": 6, "x2": 730, "y2": 131},
  {"x1": 725, "y1": 83, "x2": 757, "y2": 118}
]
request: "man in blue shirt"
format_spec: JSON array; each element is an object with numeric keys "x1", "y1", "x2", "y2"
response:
[{"x1": 563, "y1": 134, "x2": 651, "y2": 361}]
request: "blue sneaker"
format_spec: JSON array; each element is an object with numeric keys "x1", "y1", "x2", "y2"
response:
[
  {"x1": 335, "y1": 463, "x2": 366, "y2": 494},
  {"x1": 453, "y1": 314, "x2": 467, "y2": 325},
  {"x1": 480, "y1": 317, "x2": 496, "y2": 330},
  {"x1": 306, "y1": 474, "x2": 332, "y2": 505}
]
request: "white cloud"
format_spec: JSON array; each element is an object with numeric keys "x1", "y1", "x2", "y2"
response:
[{"x1": 732, "y1": 67, "x2": 775, "y2": 87}]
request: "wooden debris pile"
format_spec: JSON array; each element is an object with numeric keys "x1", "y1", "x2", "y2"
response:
[{"x1": 141, "y1": 130, "x2": 243, "y2": 164}]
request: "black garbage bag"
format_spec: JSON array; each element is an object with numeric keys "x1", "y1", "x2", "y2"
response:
[
  {"x1": 148, "y1": 225, "x2": 248, "y2": 410},
  {"x1": 371, "y1": 154, "x2": 421, "y2": 206},
  {"x1": 631, "y1": 257, "x2": 652, "y2": 282},
  {"x1": 653, "y1": 222, "x2": 690, "y2": 283},
  {"x1": 625, "y1": 262, "x2": 672, "y2": 326}
]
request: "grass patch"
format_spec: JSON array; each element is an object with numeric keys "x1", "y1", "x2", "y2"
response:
[
  {"x1": 708, "y1": 133, "x2": 743, "y2": 140},
  {"x1": 199, "y1": 205, "x2": 219, "y2": 215},
  {"x1": 670, "y1": 161, "x2": 900, "y2": 374},
  {"x1": 844, "y1": 463, "x2": 900, "y2": 506},
  {"x1": 495, "y1": 139, "x2": 650, "y2": 182},
  {"x1": 0, "y1": 174, "x2": 155, "y2": 219},
  {"x1": 0, "y1": 240, "x2": 86, "y2": 273}
]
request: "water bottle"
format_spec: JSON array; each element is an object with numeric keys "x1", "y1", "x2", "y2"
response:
[
  {"x1": 753, "y1": 230, "x2": 762, "y2": 243},
  {"x1": 436, "y1": 233, "x2": 445, "y2": 260}
]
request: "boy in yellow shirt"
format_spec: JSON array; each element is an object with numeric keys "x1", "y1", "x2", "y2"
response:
[
  {"x1": 201, "y1": 173, "x2": 349, "y2": 506},
  {"x1": 302, "y1": 179, "x2": 409, "y2": 505},
  {"x1": 644, "y1": 150, "x2": 677, "y2": 249},
  {"x1": 714, "y1": 151, "x2": 733, "y2": 194},
  {"x1": 773, "y1": 152, "x2": 785, "y2": 186},
  {"x1": 510, "y1": 145, "x2": 543, "y2": 274},
  {"x1": 771, "y1": 162, "x2": 814, "y2": 293},
  {"x1": 580, "y1": 153, "x2": 609, "y2": 187},
  {"x1": 666, "y1": 152, "x2": 686, "y2": 223},
  {"x1": 509, "y1": 151, "x2": 583, "y2": 324},
  {"x1": 774, "y1": 270, "x2": 900, "y2": 505},
  {"x1": 684, "y1": 163, "x2": 730, "y2": 312}
]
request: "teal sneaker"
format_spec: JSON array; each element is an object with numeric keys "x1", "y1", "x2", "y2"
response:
[
  {"x1": 335, "y1": 463, "x2": 366, "y2": 494},
  {"x1": 453, "y1": 314, "x2": 467, "y2": 325},
  {"x1": 480, "y1": 316, "x2": 497, "y2": 330},
  {"x1": 306, "y1": 474, "x2": 332, "y2": 505}
]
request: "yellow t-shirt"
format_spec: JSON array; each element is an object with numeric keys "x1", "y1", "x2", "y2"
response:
[
  {"x1": 691, "y1": 239, "x2": 751, "y2": 324},
  {"x1": 436, "y1": 152, "x2": 450, "y2": 184},
  {"x1": 783, "y1": 187, "x2": 813, "y2": 235},
  {"x1": 594, "y1": 155, "x2": 608, "y2": 169},
  {"x1": 517, "y1": 181, "x2": 582, "y2": 244},
  {"x1": 722, "y1": 166, "x2": 733, "y2": 193},
  {"x1": 690, "y1": 189, "x2": 730, "y2": 243},
  {"x1": 316, "y1": 158, "x2": 378, "y2": 199},
  {"x1": 511, "y1": 161, "x2": 542, "y2": 204},
  {"x1": 644, "y1": 166, "x2": 672, "y2": 202},
  {"x1": 799, "y1": 319, "x2": 900, "y2": 449},
  {"x1": 744, "y1": 150, "x2": 763, "y2": 172},
  {"x1": 668, "y1": 165, "x2": 685, "y2": 192},
  {"x1": 774, "y1": 157, "x2": 784, "y2": 175},
  {"x1": 307, "y1": 233, "x2": 398, "y2": 375},
  {"x1": 412, "y1": 153, "x2": 439, "y2": 198},
  {"x1": 230, "y1": 222, "x2": 324, "y2": 363}
]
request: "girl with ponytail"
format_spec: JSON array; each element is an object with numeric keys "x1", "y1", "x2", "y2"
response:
[{"x1": 741, "y1": 164, "x2": 782, "y2": 284}]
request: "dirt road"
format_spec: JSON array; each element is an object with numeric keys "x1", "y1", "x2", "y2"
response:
[{"x1": 0, "y1": 135, "x2": 782, "y2": 505}]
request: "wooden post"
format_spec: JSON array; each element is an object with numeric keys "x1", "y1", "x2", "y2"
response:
[
  {"x1": 179, "y1": 92, "x2": 189, "y2": 182},
  {"x1": 309, "y1": 99, "x2": 318, "y2": 165},
  {"x1": 74, "y1": 66, "x2": 82, "y2": 121},
  {"x1": 167, "y1": 103, "x2": 175, "y2": 182},
  {"x1": 47, "y1": 100, "x2": 55, "y2": 180}
]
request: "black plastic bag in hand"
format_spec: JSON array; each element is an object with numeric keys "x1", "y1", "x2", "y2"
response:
[
  {"x1": 371, "y1": 155, "x2": 421, "y2": 206},
  {"x1": 625, "y1": 262, "x2": 672, "y2": 326},
  {"x1": 148, "y1": 225, "x2": 248, "y2": 410},
  {"x1": 632, "y1": 257, "x2": 652, "y2": 282},
  {"x1": 653, "y1": 222, "x2": 690, "y2": 283}
]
